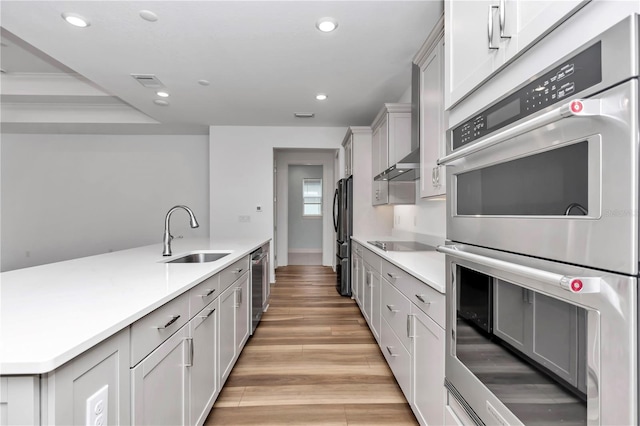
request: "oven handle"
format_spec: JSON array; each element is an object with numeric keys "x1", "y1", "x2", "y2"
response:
[
  {"x1": 438, "y1": 98, "x2": 602, "y2": 165},
  {"x1": 437, "y1": 245, "x2": 601, "y2": 294}
]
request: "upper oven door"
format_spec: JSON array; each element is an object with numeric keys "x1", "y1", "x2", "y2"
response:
[{"x1": 443, "y1": 79, "x2": 638, "y2": 274}]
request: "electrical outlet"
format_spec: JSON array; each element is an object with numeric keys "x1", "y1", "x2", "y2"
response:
[
  {"x1": 256, "y1": 205, "x2": 262, "y2": 212},
  {"x1": 86, "y1": 385, "x2": 108, "y2": 426}
]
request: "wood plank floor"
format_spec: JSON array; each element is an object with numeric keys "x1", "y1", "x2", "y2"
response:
[{"x1": 205, "y1": 265, "x2": 417, "y2": 425}]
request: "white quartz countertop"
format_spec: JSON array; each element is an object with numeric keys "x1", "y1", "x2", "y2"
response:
[
  {"x1": 0, "y1": 238, "x2": 268, "y2": 375},
  {"x1": 352, "y1": 236, "x2": 446, "y2": 294}
]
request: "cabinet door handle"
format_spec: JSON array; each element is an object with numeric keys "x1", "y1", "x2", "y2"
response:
[
  {"x1": 199, "y1": 308, "x2": 216, "y2": 319},
  {"x1": 488, "y1": 5, "x2": 499, "y2": 50},
  {"x1": 415, "y1": 294, "x2": 431, "y2": 305},
  {"x1": 386, "y1": 346, "x2": 399, "y2": 357},
  {"x1": 185, "y1": 337, "x2": 193, "y2": 367},
  {"x1": 200, "y1": 288, "x2": 216, "y2": 298},
  {"x1": 435, "y1": 166, "x2": 440, "y2": 185},
  {"x1": 407, "y1": 314, "x2": 413, "y2": 338},
  {"x1": 156, "y1": 315, "x2": 180, "y2": 330},
  {"x1": 499, "y1": 0, "x2": 511, "y2": 39},
  {"x1": 236, "y1": 288, "x2": 243, "y2": 307},
  {"x1": 386, "y1": 304, "x2": 400, "y2": 313},
  {"x1": 432, "y1": 167, "x2": 437, "y2": 185}
]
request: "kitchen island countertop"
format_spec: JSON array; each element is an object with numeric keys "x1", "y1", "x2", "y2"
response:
[
  {"x1": 0, "y1": 238, "x2": 269, "y2": 375},
  {"x1": 352, "y1": 236, "x2": 446, "y2": 294}
]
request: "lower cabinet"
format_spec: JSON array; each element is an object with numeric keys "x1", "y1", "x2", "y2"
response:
[
  {"x1": 355, "y1": 246, "x2": 446, "y2": 426},
  {"x1": 219, "y1": 271, "x2": 251, "y2": 387},
  {"x1": 131, "y1": 325, "x2": 190, "y2": 426},
  {"x1": 411, "y1": 305, "x2": 445, "y2": 426},
  {"x1": 189, "y1": 299, "x2": 219, "y2": 426}
]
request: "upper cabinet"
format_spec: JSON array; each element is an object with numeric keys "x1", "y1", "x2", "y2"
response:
[
  {"x1": 445, "y1": 0, "x2": 589, "y2": 108},
  {"x1": 371, "y1": 104, "x2": 413, "y2": 206},
  {"x1": 343, "y1": 133, "x2": 353, "y2": 178},
  {"x1": 416, "y1": 18, "x2": 446, "y2": 199}
]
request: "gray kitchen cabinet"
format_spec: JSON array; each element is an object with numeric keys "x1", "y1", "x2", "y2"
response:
[
  {"x1": 371, "y1": 123, "x2": 388, "y2": 206},
  {"x1": 0, "y1": 376, "x2": 40, "y2": 426},
  {"x1": 262, "y1": 244, "x2": 271, "y2": 312},
  {"x1": 0, "y1": 328, "x2": 131, "y2": 426},
  {"x1": 131, "y1": 325, "x2": 189, "y2": 426},
  {"x1": 343, "y1": 132, "x2": 353, "y2": 177},
  {"x1": 352, "y1": 249, "x2": 362, "y2": 308},
  {"x1": 218, "y1": 282, "x2": 237, "y2": 385},
  {"x1": 219, "y1": 268, "x2": 251, "y2": 387},
  {"x1": 493, "y1": 279, "x2": 581, "y2": 387},
  {"x1": 189, "y1": 299, "x2": 219, "y2": 426},
  {"x1": 235, "y1": 273, "x2": 251, "y2": 355},
  {"x1": 371, "y1": 104, "x2": 412, "y2": 206},
  {"x1": 445, "y1": 0, "x2": 588, "y2": 108},
  {"x1": 43, "y1": 328, "x2": 131, "y2": 425},
  {"x1": 416, "y1": 24, "x2": 446, "y2": 199},
  {"x1": 370, "y1": 269, "x2": 382, "y2": 343},
  {"x1": 411, "y1": 305, "x2": 445, "y2": 426},
  {"x1": 362, "y1": 262, "x2": 373, "y2": 324}
]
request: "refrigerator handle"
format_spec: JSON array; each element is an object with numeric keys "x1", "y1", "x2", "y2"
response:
[{"x1": 333, "y1": 188, "x2": 339, "y2": 232}]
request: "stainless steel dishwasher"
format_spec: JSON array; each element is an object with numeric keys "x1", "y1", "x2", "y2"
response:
[{"x1": 250, "y1": 248, "x2": 267, "y2": 334}]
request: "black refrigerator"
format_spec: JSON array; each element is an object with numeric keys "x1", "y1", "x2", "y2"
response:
[{"x1": 333, "y1": 176, "x2": 353, "y2": 296}]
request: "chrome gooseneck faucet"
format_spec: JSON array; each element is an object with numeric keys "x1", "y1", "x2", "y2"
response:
[{"x1": 163, "y1": 205, "x2": 199, "y2": 256}]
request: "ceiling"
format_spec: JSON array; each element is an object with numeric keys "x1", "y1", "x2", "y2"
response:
[{"x1": 0, "y1": 1, "x2": 442, "y2": 129}]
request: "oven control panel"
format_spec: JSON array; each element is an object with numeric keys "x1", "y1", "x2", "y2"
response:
[{"x1": 452, "y1": 42, "x2": 602, "y2": 150}]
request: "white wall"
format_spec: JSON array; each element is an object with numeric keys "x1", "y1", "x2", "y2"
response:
[
  {"x1": 209, "y1": 126, "x2": 345, "y2": 281},
  {"x1": 1, "y1": 133, "x2": 209, "y2": 271},
  {"x1": 287, "y1": 165, "x2": 323, "y2": 251}
]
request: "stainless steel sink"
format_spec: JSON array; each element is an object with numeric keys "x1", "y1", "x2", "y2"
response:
[{"x1": 165, "y1": 252, "x2": 230, "y2": 263}]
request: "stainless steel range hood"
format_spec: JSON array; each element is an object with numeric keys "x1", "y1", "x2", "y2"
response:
[
  {"x1": 374, "y1": 149, "x2": 420, "y2": 181},
  {"x1": 374, "y1": 63, "x2": 421, "y2": 182}
]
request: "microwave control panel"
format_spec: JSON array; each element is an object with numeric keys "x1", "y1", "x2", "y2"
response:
[{"x1": 452, "y1": 42, "x2": 602, "y2": 150}]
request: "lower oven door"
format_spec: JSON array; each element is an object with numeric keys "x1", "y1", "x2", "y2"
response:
[{"x1": 439, "y1": 243, "x2": 637, "y2": 426}]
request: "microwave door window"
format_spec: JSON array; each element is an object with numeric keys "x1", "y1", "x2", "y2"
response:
[{"x1": 456, "y1": 142, "x2": 588, "y2": 216}]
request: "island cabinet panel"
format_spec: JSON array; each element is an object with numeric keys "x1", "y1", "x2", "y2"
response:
[
  {"x1": 189, "y1": 299, "x2": 219, "y2": 426},
  {"x1": 43, "y1": 328, "x2": 131, "y2": 425},
  {"x1": 131, "y1": 325, "x2": 189, "y2": 426},
  {"x1": 219, "y1": 281, "x2": 238, "y2": 386},
  {"x1": 0, "y1": 376, "x2": 40, "y2": 426}
]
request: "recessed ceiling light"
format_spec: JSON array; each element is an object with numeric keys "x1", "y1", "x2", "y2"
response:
[
  {"x1": 154, "y1": 99, "x2": 169, "y2": 106},
  {"x1": 316, "y1": 17, "x2": 338, "y2": 33},
  {"x1": 139, "y1": 10, "x2": 159, "y2": 22},
  {"x1": 61, "y1": 13, "x2": 90, "y2": 28},
  {"x1": 156, "y1": 91, "x2": 170, "y2": 98},
  {"x1": 316, "y1": 94, "x2": 328, "y2": 101},
  {"x1": 197, "y1": 80, "x2": 210, "y2": 86}
]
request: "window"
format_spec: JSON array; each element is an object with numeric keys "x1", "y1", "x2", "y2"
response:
[{"x1": 302, "y1": 178, "x2": 322, "y2": 217}]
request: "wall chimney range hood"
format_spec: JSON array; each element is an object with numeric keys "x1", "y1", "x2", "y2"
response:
[
  {"x1": 375, "y1": 63, "x2": 421, "y2": 183},
  {"x1": 374, "y1": 149, "x2": 420, "y2": 181}
]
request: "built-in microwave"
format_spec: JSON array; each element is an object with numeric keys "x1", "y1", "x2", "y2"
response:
[{"x1": 439, "y1": 15, "x2": 640, "y2": 276}]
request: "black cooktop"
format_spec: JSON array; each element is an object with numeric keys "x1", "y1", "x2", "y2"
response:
[{"x1": 367, "y1": 240, "x2": 436, "y2": 252}]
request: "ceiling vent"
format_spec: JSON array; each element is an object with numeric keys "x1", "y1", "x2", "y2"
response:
[{"x1": 131, "y1": 74, "x2": 164, "y2": 88}]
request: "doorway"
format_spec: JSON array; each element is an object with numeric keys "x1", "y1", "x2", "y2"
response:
[
  {"x1": 288, "y1": 165, "x2": 323, "y2": 265},
  {"x1": 273, "y1": 149, "x2": 337, "y2": 268}
]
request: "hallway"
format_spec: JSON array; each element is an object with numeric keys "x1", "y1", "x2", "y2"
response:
[{"x1": 205, "y1": 265, "x2": 417, "y2": 425}]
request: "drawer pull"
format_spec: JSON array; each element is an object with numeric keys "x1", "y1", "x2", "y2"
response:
[
  {"x1": 386, "y1": 272, "x2": 398, "y2": 280},
  {"x1": 232, "y1": 268, "x2": 244, "y2": 274},
  {"x1": 386, "y1": 304, "x2": 400, "y2": 313},
  {"x1": 415, "y1": 294, "x2": 431, "y2": 305},
  {"x1": 200, "y1": 288, "x2": 216, "y2": 298},
  {"x1": 199, "y1": 308, "x2": 216, "y2": 319},
  {"x1": 157, "y1": 315, "x2": 181, "y2": 330},
  {"x1": 386, "y1": 346, "x2": 399, "y2": 357}
]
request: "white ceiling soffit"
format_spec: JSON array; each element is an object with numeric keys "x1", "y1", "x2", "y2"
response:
[{"x1": 0, "y1": 1, "x2": 442, "y2": 128}]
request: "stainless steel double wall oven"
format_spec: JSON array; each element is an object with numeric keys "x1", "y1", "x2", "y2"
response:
[{"x1": 438, "y1": 15, "x2": 640, "y2": 426}]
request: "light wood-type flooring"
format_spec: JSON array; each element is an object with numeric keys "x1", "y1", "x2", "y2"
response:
[{"x1": 205, "y1": 265, "x2": 417, "y2": 425}]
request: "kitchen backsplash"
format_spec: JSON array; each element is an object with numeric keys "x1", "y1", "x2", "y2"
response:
[{"x1": 393, "y1": 199, "x2": 446, "y2": 239}]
